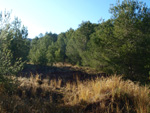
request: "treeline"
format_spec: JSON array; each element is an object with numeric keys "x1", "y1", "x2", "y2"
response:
[
  {"x1": 0, "y1": 0, "x2": 150, "y2": 82},
  {"x1": 29, "y1": 0, "x2": 150, "y2": 78}
]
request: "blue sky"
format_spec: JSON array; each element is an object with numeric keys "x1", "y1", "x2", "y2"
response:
[{"x1": 0, "y1": 0, "x2": 150, "y2": 38}]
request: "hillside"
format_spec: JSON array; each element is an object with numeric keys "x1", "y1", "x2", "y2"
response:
[{"x1": 0, "y1": 64, "x2": 150, "y2": 113}]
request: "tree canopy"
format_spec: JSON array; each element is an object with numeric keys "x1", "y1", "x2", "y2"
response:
[{"x1": 1, "y1": 0, "x2": 150, "y2": 82}]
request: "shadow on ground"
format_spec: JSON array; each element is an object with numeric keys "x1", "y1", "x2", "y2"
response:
[{"x1": 17, "y1": 64, "x2": 108, "y2": 83}]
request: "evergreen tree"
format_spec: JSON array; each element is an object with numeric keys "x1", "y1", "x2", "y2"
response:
[
  {"x1": 47, "y1": 43, "x2": 57, "y2": 66},
  {"x1": 0, "y1": 11, "x2": 24, "y2": 84},
  {"x1": 56, "y1": 33, "x2": 67, "y2": 64},
  {"x1": 7, "y1": 17, "x2": 30, "y2": 64},
  {"x1": 89, "y1": 0, "x2": 150, "y2": 78},
  {"x1": 88, "y1": 19, "x2": 114, "y2": 72},
  {"x1": 29, "y1": 32, "x2": 58, "y2": 66}
]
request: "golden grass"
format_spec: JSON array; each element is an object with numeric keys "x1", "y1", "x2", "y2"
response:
[
  {"x1": 63, "y1": 76, "x2": 150, "y2": 113},
  {"x1": 0, "y1": 75, "x2": 150, "y2": 113}
]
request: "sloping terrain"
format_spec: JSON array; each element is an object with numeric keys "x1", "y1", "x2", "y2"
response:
[{"x1": 0, "y1": 64, "x2": 150, "y2": 113}]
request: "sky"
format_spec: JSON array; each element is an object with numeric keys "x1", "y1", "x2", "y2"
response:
[{"x1": 0, "y1": 0, "x2": 150, "y2": 38}]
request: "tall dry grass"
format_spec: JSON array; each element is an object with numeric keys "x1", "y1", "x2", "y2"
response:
[
  {"x1": 64, "y1": 76, "x2": 150, "y2": 113},
  {"x1": 0, "y1": 75, "x2": 150, "y2": 113}
]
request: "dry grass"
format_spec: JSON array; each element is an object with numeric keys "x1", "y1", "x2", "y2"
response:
[
  {"x1": 0, "y1": 75, "x2": 150, "y2": 113},
  {"x1": 64, "y1": 76, "x2": 150, "y2": 113}
]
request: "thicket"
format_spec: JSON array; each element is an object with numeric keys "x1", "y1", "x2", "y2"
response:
[
  {"x1": 0, "y1": 11, "x2": 30, "y2": 90},
  {"x1": 0, "y1": 0, "x2": 150, "y2": 84},
  {"x1": 29, "y1": 0, "x2": 150, "y2": 81}
]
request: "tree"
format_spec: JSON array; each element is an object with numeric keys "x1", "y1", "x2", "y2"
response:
[
  {"x1": 87, "y1": 19, "x2": 114, "y2": 72},
  {"x1": 66, "y1": 32, "x2": 82, "y2": 65},
  {"x1": 66, "y1": 22, "x2": 97, "y2": 65},
  {"x1": 28, "y1": 32, "x2": 58, "y2": 66},
  {"x1": 10, "y1": 18, "x2": 30, "y2": 63},
  {"x1": 89, "y1": 0, "x2": 150, "y2": 79},
  {"x1": 0, "y1": 26, "x2": 23, "y2": 76},
  {"x1": 75, "y1": 21, "x2": 98, "y2": 66},
  {"x1": 110, "y1": 0, "x2": 150, "y2": 76},
  {"x1": 56, "y1": 33, "x2": 67, "y2": 64},
  {"x1": 47, "y1": 43, "x2": 57, "y2": 66},
  {"x1": 0, "y1": 11, "x2": 24, "y2": 85}
]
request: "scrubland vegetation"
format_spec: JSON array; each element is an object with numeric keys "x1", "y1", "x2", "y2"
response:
[
  {"x1": 0, "y1": 0, "x2": 150, "y2": 113},
  {"x1": 0, "y1": 74, "x2": 150, "y2": 113}
]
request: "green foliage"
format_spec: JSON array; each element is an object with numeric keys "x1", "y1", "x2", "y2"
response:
[
  {"x1": 88, "y1": 0, "x2": 150, "y2": 78},
  {"x1": 47, "y1": 43, "x2": 57, "y2": 66},
  {"x1": 110, "y1": 0, "x2": 150, "y2": 76},
  {"x1": 66, "y1": 36, "x2": 81, "y2": 65},
  {"x1": 28, "y1": 0, "x2": 150, "y2": 80},
  {"x1": 0, "y1": 11, "x2": 27, "y2": 87},
  {"x1": 0, "y1": 47, "x2": 23, "y2": 77},
  {"x1": 65, "y1": 22, "x2": 97, "y2": 65},
  {"x1": 10, "y1": 18, "x2": 30, "y2": 62},
  {"x1": 65, "y1": 29, "x2": 82, "y2": 64},
  {"x1": 29, "y1": 32, "x2": 58, "y2": 66},
  {"x1": 87, "y1": 19, "x2": 115, "y2": 72},
  {"x1": 28, "y1": 37, "x2": 39, "y2": 64},
  {"x1": 73, "y1": 21, "x2": 97, "y2": 66},
  {"x1": 56, "y1": 33, "x2": 67, "y2": 63}
]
